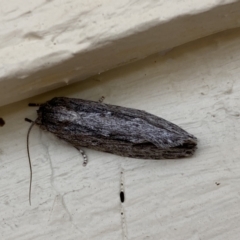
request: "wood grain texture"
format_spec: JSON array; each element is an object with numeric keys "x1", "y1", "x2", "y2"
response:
[
  {"x1": 2, "y1": 0, "x2": 240, "y2": 107},
  {"x1": 1, "y1": 28, "x2": 240, "y2": 240}
]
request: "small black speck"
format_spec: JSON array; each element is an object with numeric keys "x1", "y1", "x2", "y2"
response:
[
  {"x1": 215, "y1": 182, "x2": 220, "y2": 186},
  {"x1": 0, "y1": 118, "x2": 5, "y2": 127},
  {"x1": 120, "y1": 191, "x2": 125, "y2": 203}
]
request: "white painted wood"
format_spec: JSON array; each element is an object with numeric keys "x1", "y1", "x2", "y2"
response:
[
  {"x1": 1, "y1": 28, "x2": 240, "y2": 239},
  {"x1": 1, "y1": 0, "x2": 240, "y2": 107}
]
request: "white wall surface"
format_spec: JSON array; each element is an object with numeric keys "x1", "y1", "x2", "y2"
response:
[
  {"x1": 1, "y1": 0, "x2": 240, "y2": 106},
  {"x1": 1, "y1": 27, "x2": 240, "y2": 239}
]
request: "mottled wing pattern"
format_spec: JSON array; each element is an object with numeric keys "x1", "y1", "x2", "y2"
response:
[{"x1": 35, "y1": 97, "x2": 197, "y2": 159}]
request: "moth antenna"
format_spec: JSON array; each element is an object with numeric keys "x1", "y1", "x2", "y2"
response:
[{"x1": 26, "y1": 118, "x2": 37, "y2": 206}]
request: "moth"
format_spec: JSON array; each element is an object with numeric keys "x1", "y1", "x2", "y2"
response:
[{"x1": 26, "y1": 97, "x2": 197, "y2": 204}]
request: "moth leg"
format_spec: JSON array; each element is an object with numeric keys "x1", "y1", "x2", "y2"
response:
[
  {"x1": 28, "y1": 103, "x2": 42, "y2": 107},
  {"x1": 75, "y1": 147, "x2": 88, "y2": 166},
  {"x1": 98, "y1": 96, "x2": 105, "y2": 103}
]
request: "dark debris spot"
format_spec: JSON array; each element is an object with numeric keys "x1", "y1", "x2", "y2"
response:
[
  {"x1": 0, "y1": 118, "x2": 5, "y2": 127},
  {"x1": 120, "y1": 191, "x2": 125, "y2": 203}
]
